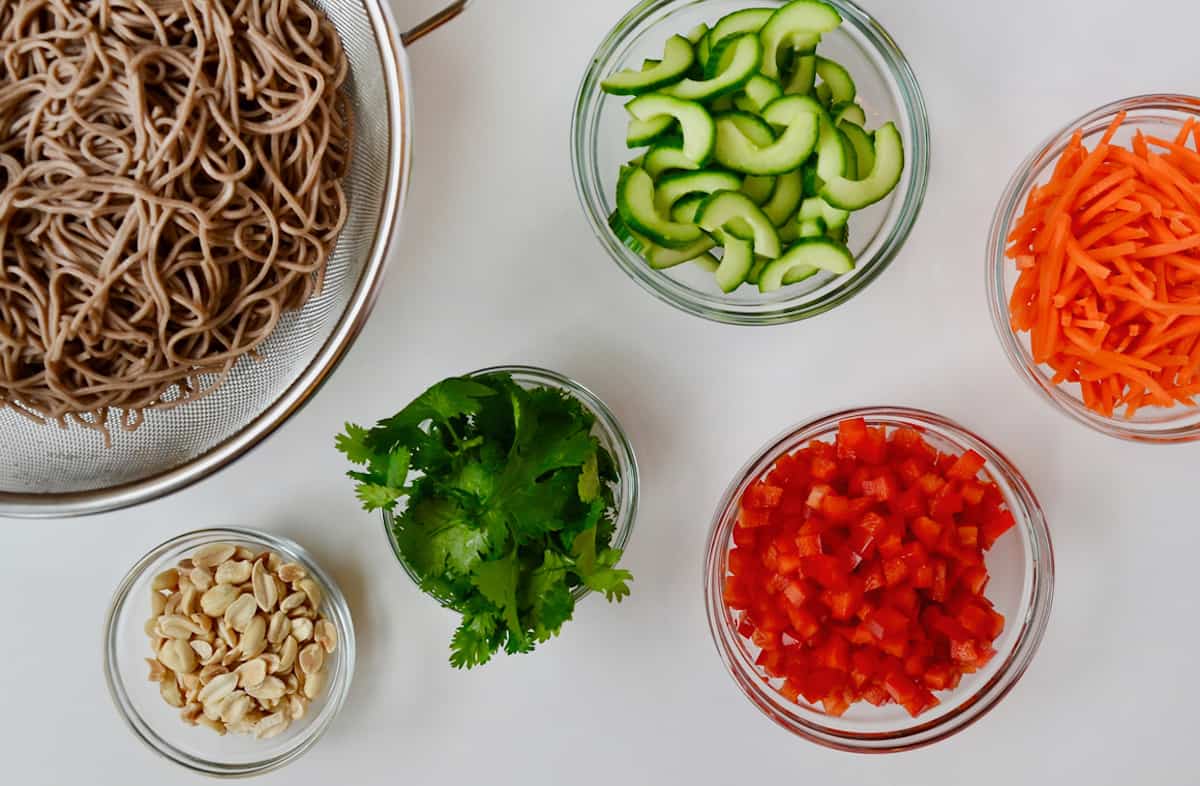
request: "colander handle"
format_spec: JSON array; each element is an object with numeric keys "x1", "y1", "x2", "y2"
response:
[{"x1": 401, "y1": 0, "x2": 472, "y2": 46}]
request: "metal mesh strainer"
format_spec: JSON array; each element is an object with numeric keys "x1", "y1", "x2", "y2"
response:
[{"x1": 0, "y1": 0, "x2": 471, "y2": 518}]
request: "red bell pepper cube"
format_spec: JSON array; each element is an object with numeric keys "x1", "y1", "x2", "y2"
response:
[
  {"x1": 738, "y1": 507, "x2": 772, "y2": 528},
  {"x1": 812, "y1": 456, "x2": 839, "y2": 481},
  {"x1": 801, "y1": 554, "x2": 849, "y2": 589},
  {"x1": 946, "y1": 449, "x2": 987, "y2": 481},
  {"x1": 743, "y1": 482, "x2": 784, "y2": 509},
  {"x1": 931, "y1": 485, "x2": 965, "y2": 517},
  {"x1": 865, "y1": 606, "x2": 909, "y2": 641},
  {"x1": 981, "y1": 508, "x2": 1016, "y2": 550}
]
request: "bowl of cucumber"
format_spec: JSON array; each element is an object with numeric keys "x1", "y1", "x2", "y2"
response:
[{"x1": 572, "y1": 0, "x2": 929, "y2": 325}]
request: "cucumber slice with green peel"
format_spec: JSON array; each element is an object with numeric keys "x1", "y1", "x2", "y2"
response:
[
  {"x1": 758, "y1": 236, "x2": 854, "y2": 291},
  {"x1": 761, "y1": 170, "x2": 804, "y2": 225},
  {"x1": 801, "y1": 160, "x2": 822, "y2": 196},
  {"x1": 709, "y1": 8, "x2": 774, "y2": 50},
  {"x1": 759, "y1": 0, "x2": 842, "y2": 79},
  {"x1": 696, "y1": 32, "x2": 712, "y2": 71},
  {"x1": 710, "y1": 95, "x2": 735, "y2": 113},
  {"x1": 627, "y1": 113, "x2": 676, "y2": 148},
  {"x1": 778, "y1": 218, "x2": 800, "y2": 244},
  {"x1": 692, "y1": 253, "x2": 721, "y2": 273},
  {"x1": 814, "y1": 82, "x2": 832, "y2": 106},
  {"x1": 797, "y1": 216, "x2": 827, "y2": 238},
  {"x1": 626, "y1": 94, "x2": 716, "y2": 164},
  {"x1": 799, "y1": 196, "x2": 849, "y2": 232},
  {"x1": 781, "y1": 264, "x2": 821, "y2": 286},
  {"x1": 617, "y1": 167, "x2": 705, "y2": 248},
  {"x1": 653, "y1": 170, "x2": 742, "y2": 215},
  {"x1": 686, "y1": 23, "x2": 710, "y2": 44},
  {"x1": 666, "y1": 34, "x2": 762, "y2": 102},
  {"x1": 609, "y1": 210, "x2": 716, "y2": 270},
  {"x1": 724, "y1": 111, "x2": 776, "y2": 145},
  {"x1": 697, "y1": 190, "x2": 782, "y2": 258},
  {"x1": 715, "y1": 96, "x2": 820, "y2": 175},
  {"x1": 832, "y1": 101, "x2": 867, "y2": 126},
  {"x1": 837, "y1": 121, "x2": 876, "y2": 178},
  {"x1": 732, "y1": 74, "x2": 784, "y2": 114},
  {"x1": 746, "y1": 255, "x2": 770, "y2": 285},
  {"x1": 741, "y1": 175, "x2": 777, "y2": 205},
  {"x1": 820, "y1": 121, "x2": 904, "y2": 210},
  {"x1": 838, "y1": 126, "x2": 859, "y2": 180},
  {"x1": 815, "y1": 56, "x2": 856, "y2": 104},
  {"x1": 602, "y1": 35, "x2": 696, "y2": 96},
  {"x1": 714, "y1": 235, "x2": 755, "y2": 292},
  {"x1": 643, "y1": 143, "x2": 700, "y2": 179},
  {"x1": 670, "y1": 193, "x2": 706, "y2": 224},
  {"x1": 784, "y1": 54, "x2": 817, "y2": 95},
  {"x1": 814, "y1": 114, "x2": 848, "y2": 181}
]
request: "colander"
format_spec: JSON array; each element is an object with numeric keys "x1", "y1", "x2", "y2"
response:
[{"x1": 0, "y1": 0, "x2": 473, "y2": 519}]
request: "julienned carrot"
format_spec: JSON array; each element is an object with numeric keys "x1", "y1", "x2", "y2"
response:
[{"x1": 1007, "y1": 111, "x2": 1200, "y2": 418}]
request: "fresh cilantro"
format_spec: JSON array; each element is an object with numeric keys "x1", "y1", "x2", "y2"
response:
[{"x1": 336, "y1": 373, "x2": 633, "y2": 667}]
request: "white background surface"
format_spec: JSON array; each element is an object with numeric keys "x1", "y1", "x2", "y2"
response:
[{"x1": 4, "y1": 0, "x2": 1200, "y2": 783}]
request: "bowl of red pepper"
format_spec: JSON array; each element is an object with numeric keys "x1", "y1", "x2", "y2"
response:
[{"x1": 704, "y1": 407, "x2": 1053, "y2": 752}]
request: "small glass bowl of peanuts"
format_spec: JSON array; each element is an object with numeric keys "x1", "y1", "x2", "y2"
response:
[{"x1": 103, "y1": 528, "x2": 355, "y2": 777}]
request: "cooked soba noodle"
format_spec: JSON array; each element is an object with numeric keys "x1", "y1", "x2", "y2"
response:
[{"x1": 0, "y1": 0, "x2": 351, "y2": 440}]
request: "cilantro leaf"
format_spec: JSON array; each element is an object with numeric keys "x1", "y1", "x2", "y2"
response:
[
  {"x1": 368, "y1": 378, "x2": 495, "y2": 452},
  {"x1": 356, "y1": 483, "x2": 404, "y2": 512},
  {"x1": 471, "y1": 551, "x2": 527, "y2": 652},
  {"x1": 571, "y1": 528, "x2": 633, "y2": 602},
  {"x1": 577, "y1": 453, "x2": 600, "y2": 502},
  {"x1": 450, "y1": 609, "x2": 501, "y2": 669},
  {"x1": 335, "y1": 423, "x2": 374, "y2": 465},
  {"x1": 395, "y1": 498, "x2": 490, "y2": 576},
  {"x1": 522, "y1": 551, "x2": 576, "y2": 642}
]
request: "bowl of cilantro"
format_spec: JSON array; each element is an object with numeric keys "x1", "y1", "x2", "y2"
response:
[{"x1": 336, "y1": 365, "x2": 638, "y2": 668}]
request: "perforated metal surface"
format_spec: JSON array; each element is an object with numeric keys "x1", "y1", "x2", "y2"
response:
[{"x1": 0, "y1": 0, "x2": 409, "y2": 515}]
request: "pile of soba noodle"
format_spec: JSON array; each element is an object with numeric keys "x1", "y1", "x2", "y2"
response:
[{"x1": 0, "y1": 0, "x2": 351, "y2": 439}]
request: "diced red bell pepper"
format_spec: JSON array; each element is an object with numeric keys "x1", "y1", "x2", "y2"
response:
[
  {"x1": 957, "y1": 526, "x2": 979, "y2": 548},
  {"x1": 732, "y1": 524, "x2": 758, "y2": 547},
  {"x1": 911, "y1": 515, "x2": 942, "y2": 547},
  {"x1": 743, "y1": 482, "x2": 784, "y2": 509},
  {"x1": 959, "y1": 564, "x2": 990, "y2": 596},
  {"x1": 837, "y1": 418, "x2": 870, "y2": 459},
  {"x1": 931, "y1": 485, "x2": 964, "y2": 517},
  {"x1": 782, "y1": 578, "x2": 817, "y2": 608},
  {"x1": 946, "y1": 449, "x2": 986, "y2": 481},
  {"x1": 724, "y1": 576, "x2": 752, "y2": 609},
  {"x1": 806, "y1": 483, "x2": 833, "y2": 509},
  {"x1": 981, "y1": 508, "x2": 1016, "y2": 550},
  {"x1": 795, "y1": 533, "x2": 823, "y2": 557},
  {"x1": 738, "y1": 507, "x2": 772, "y2": 528},
  {"x1": 957, "y1": 603, "x2": 997, "y2": 639},
  {"x1": 961, "y1": 481, "x2": 986, "y2": 506},
  {"x1": 861, "y1": 684, "x2": 891, "y2": 706},
  {"x1": 752, "y1": 627, "x2": 781, "y2": 651},
  {"x1": 858, "y1": 427, "x2": 888, "y2": 465},
  {"x1": 891, "y1": 486, "x2": 926, "y2": 518},
  {"x1": 865, "y1": 606, "x2": 909, "y2": 641},
  {"x1": 862, "y1": 471, "x2": 900, "y2": 502},
  {"x1": 823, "y1": 585, "x2": 864, "y2": 621},
  {"x1": 820, "y1": 493, "x2": 854, "y2": 522},
  {"x1": 883, "y1": 555, "x2": 909, "y2": 587},
  {"x1": 811, "y1": 456, "x2": 839, "y2": 481},
  {"x1": 917, "y1": 473, "x2": 947, "y2": 496},
  {"x1": 801, "y1": 554, "x2": 848, "y2": 589},
  {"x1": 784, "y1": 605, "x2": 821, "y2": 641}
]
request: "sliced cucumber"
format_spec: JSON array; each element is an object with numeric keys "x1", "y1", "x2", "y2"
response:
[
  {"x1": 820, "y1": 121, "x2": 904, "y2": 210},
  {"x1": 814, "y1": 81, "x2": 832, "y2": 106},
  {"x1": 610, "y1": 211, "x2": 717, "y2": 270},
  {"x1": 761, "y1": 170, "x2": 803, "y2": 225},
  {"x1": 759, "y1": 0, "x2": 842, "y2": 79},
  {"x1": 837, "y1": 120, "x2": 875, "y2": 177},
  {"x1": 696, "y1": 32, "x2": 712, "y2": 72},
  {"x1": 715, "y1": 96, "x2": 820, "y2": 175},
  {"x1": 782, "y1": 264, "x2": 821, "y2": 286},
  {"x1": 815, "y1": 56, "x2": 856, "y2": 104},
  {"x1": 617, "y1": 167, "x2": 705, "y2": 248},
  {"x1": 741, "y1": 175, "x2": 777, "y2": 205},
  {"x1": 725, "y1": 111, "x2": 776, "y2": 145},
  {"x1": 686, "y1": 23, "x2": 709, "y2": 44},
  {"x1": 838, "y1": 126, "x2": 859, "y2": 180},
  {"x1": 799, "y1": 196, "x2": 849, "y2": 232},
  {"x1": 801, "y1": 160, "x2": 822, "y2": 196},
  {"x1": 626, "y1": 94, "x2": 715, "y2": 164},
  {"x1": 627, "y1": 113, "x2": 675, "y2": 148},
  {"x1": 669, "y1": 193, "x2": 706, "y2": 224},
  {"x1": 778, "y1": 218, "x2": 800, "y2": 244},
  {"x1": 710, "y1": 95, "x2": 735, "y2": 113},
  {"x1": 732, "y1": 74, "x2": 784, "y2": 114},
  {"x1": 709, "y1": 8, "x2": 774, "y2": 49},
  {"x1": 654, "y1": 170, "x2": 742, "y2": 215},
  {"x1": 602, "y1": 35, "x2": 695, "y2": 95},
  {"x1": 715, "y1": 235, "x2": 754, "y2": 292},
  {"x1": 758, "y1": 236, "x2": 854, "y2": 291},
  {"x1": 814, "y1": 114, "x2": 847, "y2": 181},
  {"x1": 832, "y1": 101, "x2": 867, "y2": 126},
  {"x1": 693, "y1": 253, "x2": 721, "y2": 273},
  {"x1": 696, "y1": 190, "x2": 782, "y2": 258},
  {"x1": 746, "y1": 255, "x2": 769, "y2": 286},
  {"x1": 667, "y1": 34, "x2": 761, "y2": 102},
  {"x1": 784, "y1": 54, "x2": 816, "y2": 95},
  {"x1": 797, "y1": 216, "x2": 827, "y2": 238},
  {"x1": 643, "y1": 143, "x2": 700, "y2": 179}
]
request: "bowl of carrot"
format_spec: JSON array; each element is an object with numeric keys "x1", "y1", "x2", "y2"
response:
[{"x1": 988, "y1": 94, "x2": 1200, "y2": 442}]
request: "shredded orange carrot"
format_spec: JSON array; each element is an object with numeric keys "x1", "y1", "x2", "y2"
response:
[{"x1": 1006, "y1": 112, "x2": 1200, "y2": 418}]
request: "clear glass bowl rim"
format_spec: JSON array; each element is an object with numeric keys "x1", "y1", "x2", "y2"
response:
[
  {"x1": 702, "y1": 406, "x2": 1054, "y2": 752},
  {"x1": 570, "y1": 0, "x2": 932, "y2": 326},
  {"x1": 986, "y1": 93, "x2": 1200, "y2": 443},
  {"x1": 103, "y1": 527, "x2": 356, "y2": 777},
  {"x1": 382, "y1": 364, "x2": 640, "y2": 604}
]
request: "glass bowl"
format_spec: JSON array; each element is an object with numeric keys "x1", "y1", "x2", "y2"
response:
[
  {"x1": 571, "y1": 0, "x2": 930, "y2": 325},
  {"x1": 703, "y1": 407, "x2": 1054, "y2": 752},
  {"x1": 383, "y1": 365, "x2": 639, "y2": 603},
  {"x1": 104, "y1": 528, "x2": 356, "y2": 777},
  {"x1": 988, "y1": 94, "x2": 1200, "y2": 442}
]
